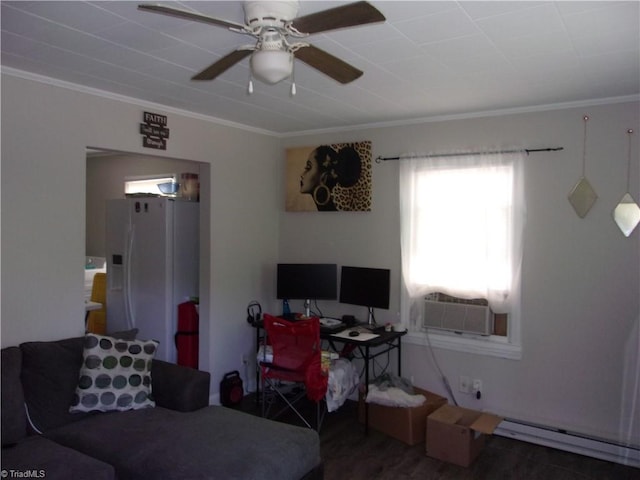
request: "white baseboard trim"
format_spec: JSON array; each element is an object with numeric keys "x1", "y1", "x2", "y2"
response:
[{"x1": 495, "y1": 419, "x2": 640, "y2": 468}]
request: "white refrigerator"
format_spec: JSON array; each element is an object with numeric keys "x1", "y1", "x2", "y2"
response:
[{"x1": 105, "y1": 197, "x2": 199, "y2": 363}]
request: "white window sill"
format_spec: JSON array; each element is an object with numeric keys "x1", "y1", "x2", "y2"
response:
[{"x1": 404, "y1": 330, "x2": 522, "y2": 360}]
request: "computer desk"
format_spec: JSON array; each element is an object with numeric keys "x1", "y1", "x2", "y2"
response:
[
  {"x1": 252, "y1": 320, "x2": 407, "y2": 434},
  {"x1": 323, "y1": 327, "x2": 406, "y2": 434}
]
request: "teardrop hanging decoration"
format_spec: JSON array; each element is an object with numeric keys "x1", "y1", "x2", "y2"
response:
[
  {"x1": 613, "y1": 129, "x2": 640, "y2": 237},
  {"x1": 568, "y1": 115, "x2": 598, "y2": 218}
]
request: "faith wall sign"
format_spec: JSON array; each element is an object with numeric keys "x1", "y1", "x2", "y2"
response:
[{"x1": 140, "y1": 111, "x2": 170, "y2": 150}]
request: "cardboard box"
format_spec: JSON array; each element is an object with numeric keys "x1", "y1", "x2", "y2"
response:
[
  {"x1": 358, "y1": 387, "x2": 447, "y2": 445},
  {"x1": 426, "y1": 404, "x2": 503, "y2": 467}
]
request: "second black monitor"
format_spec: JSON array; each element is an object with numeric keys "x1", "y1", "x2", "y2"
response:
[{"x1": 339, "y1": 266, "x2": 390, "y2": 310}]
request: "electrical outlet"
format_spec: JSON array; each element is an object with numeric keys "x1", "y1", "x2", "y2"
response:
[
  {"x1": 472, "y1": 379, "x2": 482, "y2": 393},
  {"x1": 459, "y1": 375, "x2": 471, "y2": 393}
]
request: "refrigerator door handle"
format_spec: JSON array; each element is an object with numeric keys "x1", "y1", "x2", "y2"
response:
[{"x1": 124, "y1": 224, "x2": 136, "y2": 330}]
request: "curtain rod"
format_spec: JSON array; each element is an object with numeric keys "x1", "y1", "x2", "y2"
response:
[{"x1": 375, "y1": 147, "x2": 564, "y2": 163}]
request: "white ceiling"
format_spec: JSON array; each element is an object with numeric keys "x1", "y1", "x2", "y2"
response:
[{"x1": 2, "y1": 1, "x2": 639, "y2": 135}]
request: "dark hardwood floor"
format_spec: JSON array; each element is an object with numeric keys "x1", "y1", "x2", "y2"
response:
[{"x1": 238, "y1": 393, "x2": 638, "y2": 480}]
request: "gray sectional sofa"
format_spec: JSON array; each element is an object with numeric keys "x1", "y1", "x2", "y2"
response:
[{"x1": 1, "y1": 333, "x2": 323, "y2": 480}]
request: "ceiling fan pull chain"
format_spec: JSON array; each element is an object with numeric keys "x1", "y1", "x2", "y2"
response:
[
  {"x1": 247, "y1": 75, "x2": 254, "y2": 95},
  {"x1": 290, "y1": 63, "x2": 296, "y2": 96}
]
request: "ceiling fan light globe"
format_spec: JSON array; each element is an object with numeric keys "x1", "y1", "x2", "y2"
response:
[{"x1": 251, "y1": 50, "x2": 293, "y2": 84}]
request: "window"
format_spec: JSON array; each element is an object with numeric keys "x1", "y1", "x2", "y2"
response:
[
  {"x1": 124, "y1": 175, "x2": 177, "y2": 196},
  {"x1": 399, "y1": 152, "x2": 525, "y2": 359}
]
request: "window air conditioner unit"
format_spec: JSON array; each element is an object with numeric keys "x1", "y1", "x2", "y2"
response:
[{"x1": 423, "y1": 299, "x2": 493, "y2": 336}]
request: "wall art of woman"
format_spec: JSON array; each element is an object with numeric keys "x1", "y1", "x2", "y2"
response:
[{"x1": 286, "y1": 141, "x2": 372, "y2": 212}]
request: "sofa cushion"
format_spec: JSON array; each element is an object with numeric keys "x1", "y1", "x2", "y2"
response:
[
  {"x1": 1, "y1": 434, "x2": 115, "y2": 480},
  {"x1": 20, "y1": 336, "x2": 90, "y2": 433},
  {"x1": 69, "y1": 334, "x2": 157, "y2": 413},
  {"x1": 150, "y1": 359, "x2": 211, "y2": 412},
  {"x1": 1, "y1": 347, "x2": 27, "y2": 445},
  {"x1": 106, "y1": 328, "x2": 139, "y2": 341},
  {"x1": 19, "y1": 330, "x2": 140, "y2": 433},
  {"x1": 46, "y1": 406, "x2": 322, "y2": 480}
]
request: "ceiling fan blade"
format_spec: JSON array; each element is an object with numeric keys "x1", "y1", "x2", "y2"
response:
[
  {"x1": 138, "y1": 4, "x2": 245, "y2": 30},
  {"x1": 291, "y1": 1, "x2": 385, "y2": 35},
  {"x1": 294, "y1": 45, "x2": 363, "y2": 84},
  {"x1": 192, "y1": 50, "x2": 252, "y2": 81}
]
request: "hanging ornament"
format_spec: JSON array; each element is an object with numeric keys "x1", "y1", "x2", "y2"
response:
[
  {"x1": 290, "y1": 62, "x2": 296, "y2": 96},
  {"x1": 568, "y1": 115, "x2": 598, "y2": 218},
  {"x1": 247, "y1": 72, "x2": 254, "y2": 95},
  {"x1": 613, "y1": 129, "x2": 640, "y2": 237}
]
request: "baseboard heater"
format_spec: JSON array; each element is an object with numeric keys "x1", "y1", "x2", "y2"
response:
[{"x1": 494, "y1": 418, "x2": 640, "y2": 468}]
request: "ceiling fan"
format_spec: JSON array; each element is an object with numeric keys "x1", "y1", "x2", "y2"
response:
[{"x1": 138, "y1": 1, "x2": 385, "y2": 93}]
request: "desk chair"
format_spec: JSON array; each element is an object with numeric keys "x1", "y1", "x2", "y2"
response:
[
  {"x1": 260, "y1": 314, "x2": 327, "y2": 430},
  {"x1": 86, "y1": 273, "x2": 107, "y2": 334}
]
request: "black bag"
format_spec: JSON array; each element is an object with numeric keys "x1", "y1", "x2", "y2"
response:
[{"x1": 220, "y1": 371, "x2": 244, "y2": 407}]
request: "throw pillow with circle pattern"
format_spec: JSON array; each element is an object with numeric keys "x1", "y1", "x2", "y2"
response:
[{"x1": 69, "y1": 333, "x2": 158, "y2": 413}]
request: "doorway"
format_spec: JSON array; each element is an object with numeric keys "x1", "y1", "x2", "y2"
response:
[{"x1": 85, "y1": 148, "x2": 210, "y2": 370}]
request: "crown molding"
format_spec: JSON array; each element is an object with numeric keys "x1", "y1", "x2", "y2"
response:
[
  {"x1": 1, "y1": 67, "x2": 278, "y2": 137},
  {"x1": 3, "y1": 66, "x2": 638, "y2": 139},
  {"x1": 282, "y1": 95, "x2": 640, "y2": 138}
]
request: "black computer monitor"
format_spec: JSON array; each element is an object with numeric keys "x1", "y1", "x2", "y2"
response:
[
  {"x1": 339, "y1": 266, "x2": 390, "y2": 326},
  {"x1": 277, "y1": 263, "x2": 337, "y2": 316}
]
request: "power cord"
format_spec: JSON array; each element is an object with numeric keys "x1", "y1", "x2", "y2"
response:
[
  {"x1": 424, "y1": 327, "x2": 459, "y2": 406},
  {"x1": 309, "y1": 299, "x2": 324, "y2": 319}
]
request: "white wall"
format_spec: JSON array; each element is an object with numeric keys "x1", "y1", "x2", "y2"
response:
[
  {"x1": 1, "y1": 73, "x2": 280, "y2": 398},
  {"x1": 279, "y1": 102, "x2": 640, "y2": 446},
  {"x1": 2, "y1": 71, "x2": 638, "y2": 446}
]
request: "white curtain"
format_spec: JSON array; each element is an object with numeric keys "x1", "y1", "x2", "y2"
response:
[{"x1": 399, "y1": 151, "x2": 526, "y2": 330}]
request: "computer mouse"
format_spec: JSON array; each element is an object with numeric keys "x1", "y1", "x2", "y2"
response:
[{"x1": 348, "y1": 330, "x2": 360, "y2": 337}]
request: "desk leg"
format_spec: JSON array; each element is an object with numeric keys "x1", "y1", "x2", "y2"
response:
[
  {"x1": 256, "y1": 326, "x2": 261, "y2": 406},
  {"x1": 364, "y1": 344, "x2": 370, "y2": 435},
  {"x1": 397, "y1": 337, "x2": 402, "y2": 377}
]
